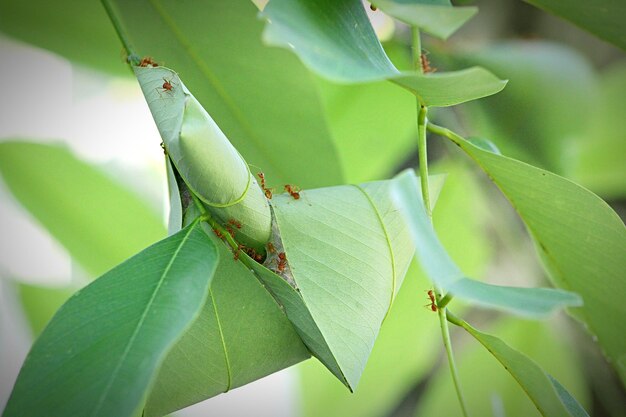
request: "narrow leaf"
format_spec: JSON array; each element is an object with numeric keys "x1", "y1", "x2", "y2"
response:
[
  {"x1": 456, "y1": 318, "x2": 589, "y2": 417},
  {"x1": 392, "y1": 169, "x2": 582, "y2": 318},
  {"x1": 373, "y1": 0, "x2": 477, "y2": 39},
  {"x1": 0, "y1": 141, "x2": 165, "y2": 276},
  {"x1": 262, "y1": 0, "x2": 506, "y2": 106},
  {"x1": 437, "y1": 127, "x2": 626, "y2": 383},
  {"x1": 3, "y1": 222, "x2": 218, "y2": 417}
]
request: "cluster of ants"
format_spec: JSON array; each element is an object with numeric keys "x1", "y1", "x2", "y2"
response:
[
  {"x1": 212, "y1": 219, "x2": 288, "y2": 274},
  {"x1": 257, "y1": 172, "x2": 300, "y2": 200}
]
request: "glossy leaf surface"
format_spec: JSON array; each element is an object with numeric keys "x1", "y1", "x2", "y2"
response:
[{"x1": 3, "y1": 222, "x2": 218, "y2": 417}]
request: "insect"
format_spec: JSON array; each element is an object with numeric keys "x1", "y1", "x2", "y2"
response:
[
  {"x1": 225, "y1": 226, "x2": 236, "y2": 239},
  {"x1": 233, "y1": 244, "x2": 245, "y2": 261},
  {"x1": 257, "y1": 172, "x2": 273, "y2": 199},
  {"x1": 138, "y1": 56, "x2": 159, "y2": 67},
  {"x1": 284, "y1": 184, "x2": 301, "y2": 200},
  {"x1": 370, "y1": 4, "x2": 377, "y2": 11},
  {"x1": 425, "y1": 289, "x2": 438, "y2": 312},
  {"x1": 162, "y1": 77, "x2": 174, "y2": 92},
  {"x1": 277, "y1": 252, "x2": 287, "y2": 273},
  {"x1": 212, "y1": 228, "x2": 224, "y2": 239},
  {"x1": 266, "y1": 242, "x2": 276, "y2": 254},
  {"x1": 420, "y1": 52, "x2": 437, "y2": 74},
  {"x1": 228, "y1": 218, "x2": 242, "y2": 229}
]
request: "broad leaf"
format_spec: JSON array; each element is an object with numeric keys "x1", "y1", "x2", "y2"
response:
[
  {"x1": 144, "y1": 198, "x2": 310, "y2": 417},
  {"x1": 298, "y1": 161, "x2": 493, "y2": 417},
  {"x1": 524, "y1": 0, "x2": 626, "y2": 51},
  {"x1": 3, "y1": 222, "x2": 218, "y2": 417},
  {"x1": 262, "y1": 0, "x2": 506, "y2": 106},
  {"x1": 0, "y1": 0, "x2": 127, "y2": 75},
  {"x1": 0, "y1": 141, "x2": 165, "y2": 276},
  {"x1": 416, "y1": 319, "x2": 589, "y2": 417},
  {"x1": 110, "y1": 0, "x2": 343, "y2": 188},
  {"x1": 452, "y1": 317, "x2": 590, "y2": 417},
  {"x1": 392, "y1": 170, "x2": 582, "y2": 317},
  {"x1": 373, "y1": 0, "x2": 477, "y2": 40},
  {"x1": 436, "y1": 126, "x2": 626, "y2": 383}
]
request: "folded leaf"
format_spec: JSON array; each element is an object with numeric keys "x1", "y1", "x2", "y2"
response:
[
  {"x1": 3, "y1": 221, "x2": 218, "y2": 417},
  {"x1": 433, "y1": 125, "x2": 626, "y2": 384},
  {"x1": 372, "y1": 0, "x2": 477, "y2": 39},
  {"x1": 262, "y1": 0, "x2": 506, "y2": 106},
  {"x1": 392, "y1": 169, "x2": 582, "y2": 318},
  {"x1": 453, "y1": 317, "x2": 590, "y2": 417}
]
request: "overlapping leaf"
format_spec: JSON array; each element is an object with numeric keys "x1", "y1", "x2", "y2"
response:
[
  {"x1": 262, "y1": 0, "x2": 506, "y2": 106},
  {"x1": 3, "y1": 222, "x2": 218, "y2": 417},
  {"x1": 435, "y1": 126, "x2": 626, "y2": 384},
  {"x1": 392, "y1": 170, "x2": 582, "y2": 317}
]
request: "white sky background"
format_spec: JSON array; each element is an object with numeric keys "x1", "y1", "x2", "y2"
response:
[{"x1": 0, "y1": 35, "x2": 300, "y2": 417}]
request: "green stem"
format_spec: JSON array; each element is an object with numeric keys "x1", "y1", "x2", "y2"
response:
[
  {"x1": 100, "y1": 0, "x2": 140, "y2": 64},
  {"x1": 412, "y1": 27, "x2": 469, "y2": 417},
  {"x1": 427, "y1": 122, "x2": 465, "y2": 145}
]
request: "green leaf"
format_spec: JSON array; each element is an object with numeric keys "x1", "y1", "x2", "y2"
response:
[
  {"x1": 416, "y1": 319, "x2": 589, "y2": 417},
  {"x1": 570, "y1": 62, "x2": 626, "y2": 199},
  {"x1": 453, "y1": 41, "x2": 596, "y2": 171},
  {"x1": 0, "y1": 141, "x2": 166, "y2": 276},
  {"x1": 298, "y1": 161, "x2": 493, "y2": 417},
  {"x1": 524, "y1": 0, "x2": 626, "y2": 51},
  {"x1": 3, "y1": 221, "x2": 218, "y2": 417},
  {"x1": 453, "y1": 317, "x2": 589, "y2": 417},
  {"x1": 144, "y1": 201, "x2": 310, "y2": 417},
  {"x1": 436, "y1": 126, "x2": 626, "y2": 383},
  {"x1": 372, "y1": 0, "x2": 477, "y2": 39},
  {"x1": 261, "y1": 0, "x2": 506, "y2": 106},
  {"x1": 392, "y1": 170, "x2": 582, "y2": 318},
  {"x1": 0, "y1": 0, "x2": 126, "y2": 75},
  {"x1": 110, "y1": 0, "x2": 343, "y2": 188},
  {"x1": 134, "y1": 66, "x2": 272, "y2": 251}
]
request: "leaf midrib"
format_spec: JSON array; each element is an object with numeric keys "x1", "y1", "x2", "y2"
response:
[{"x1": 90, "y1": 223, "x2": 198, "y2": 417}]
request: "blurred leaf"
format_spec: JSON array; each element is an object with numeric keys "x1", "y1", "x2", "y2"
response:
[
  {"x1": 524, "y1": 0, "x2": 626, "y2": 51},
  {"x1": 262, "y1": 0, "x2": 506, "y2": 106},
  {"x1": 144, "y1": 198, "x2": 310, "y2": 417},
  {"x1": 392, "y1": 170, "x2": 582, "y2": 318},
  {"x1": 570, "y1": 62, "x2": 626, "y2": 199},
  {"x1": 0, "y1": 0, "x2": 126, "y2": 75},
  {"x1": 3, "y1": 222, "x2": 218, "y2": 417},
  {"x1": 0, "y1": 141, "x2": 166, "y2": 276},
  {"x1": 436, "y1": 125, "x2": 626, "y2": 384},
  {"x1": 297, "y1": 161, "x2": 492, "y2": 417},
  {"x1": 454, "y1": 318, "x2": 589, "y2": 417},
  {"x1": 109, "y1": 0, "x2": 343, "y2": 188},
  {"x1": 17, "y1": 284, "x2": 74, "y2": 337},
  {"x1": 454, "y1": 41, "x2": 597, "y2": 171},
  {"x1": 416, "y1": 319, "x2": 589, "y2": 417},
  {"x1": 373, "y1": 0, "x2": 477, "y2": 40}
]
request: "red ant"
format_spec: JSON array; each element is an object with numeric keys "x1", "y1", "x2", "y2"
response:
[
  {"x1": 284, "y1": 184, "x2": 301, "y2": 200},
  {"x1": 257, "y1": 172, "x2": 273, "y2": 199},
  {"x1": 212, "y1": 228, "x2": 224, "y2": 239},
  {"x1": 228, "y1": 219, "x2": 242, "y2": 229},
  {"x1": 225, "y1": 226, "x2": 236, "y2": 239},
  {"x1": 425, "y1": 289, "x2": 438, "y2": 312},
  {"x1": 266, "y1": 242, "x2": 276, "y2": 254},
  {"x1": 233, "y1": 244, "x2": 244, "y2": 261},
  {"x1": 156, "y1": 77, "x2": 177, "y2": 97},
  {"x1": 138, "y1": 56, "x2": 159, "y2": 67},
  {"x1": 420, "y1": 53, "x2": 437, "y2": 74},
  {"x1": 277, "y1": 252, "x2": 287, "y2": 273}
]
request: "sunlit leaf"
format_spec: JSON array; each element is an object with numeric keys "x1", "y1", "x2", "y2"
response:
[
  {"x1": 3, "y1": 222, "x2": 218, "y2": 417},
  {"x1": 0, "y1": 141, "x2": 165, "y2": 276}
]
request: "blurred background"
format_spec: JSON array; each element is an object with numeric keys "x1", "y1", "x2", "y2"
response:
[{"x1": 0, "y1": 0, "x2": 624, "y2": 416}]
